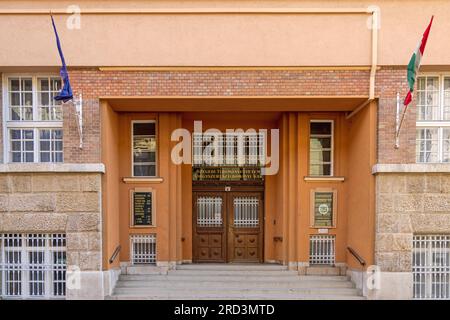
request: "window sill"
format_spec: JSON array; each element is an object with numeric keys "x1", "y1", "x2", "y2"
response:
[
  {"x1": 122, "y1": 177, "x2": 164, "y2": 184},
  {"x1": 304, "y1": 176, "x2": 345, "y2": 182},
  {"x1": 0, "y1": 163, "x2": 105, "y2": 173}
]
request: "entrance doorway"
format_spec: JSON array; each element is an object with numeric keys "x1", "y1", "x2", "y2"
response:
[{"x1": 192, "y1": 187, "x2": 264, "y2": 263}]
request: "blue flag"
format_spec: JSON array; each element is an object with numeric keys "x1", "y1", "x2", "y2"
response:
[{"x1": 51, "y1": 15, "x2": 73, "y2": 102}]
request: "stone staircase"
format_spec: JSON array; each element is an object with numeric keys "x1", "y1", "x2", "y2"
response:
[{"x1": 108, "y1": 264, "x2": 364, "y2": 300}]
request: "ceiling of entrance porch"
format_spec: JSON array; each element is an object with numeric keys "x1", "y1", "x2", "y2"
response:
[{"x1": 103, "y1": 96, "x2": 371, "y2": 112}]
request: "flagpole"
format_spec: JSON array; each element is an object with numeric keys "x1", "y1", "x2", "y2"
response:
[
  {"x1": 395, "y1": 92, "x2": 401, "y2": 149},
  {"x1": 396, "y1": 102, "x2": 408, "y2": 149}
]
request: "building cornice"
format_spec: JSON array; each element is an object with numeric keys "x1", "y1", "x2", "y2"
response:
[
  {"x1": 0, "y1": 163, "x2": 105, "y2": 173},
  {"x1": 372, "y1": 164, "x2": 450, "y2": 174}
]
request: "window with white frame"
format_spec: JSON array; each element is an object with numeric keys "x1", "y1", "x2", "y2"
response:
[
  {"x1": 309, "y1": 121, "x2": 333, "y2": 176},
  {"x1": 132, "y1": 121, "x2": 157, "y2": 177},
  {"x1": 3, "y1": 75, "x2": 63, "y2": 163},
  {"x1": 0, "y1": 233, "x2": 66, "y2": 299},
  {"x1": 413, "y1": 235, "x2": 450, "y2": 300},
  {"x1": 416, "y1": 75, "x2": 450, "y2": 163}
]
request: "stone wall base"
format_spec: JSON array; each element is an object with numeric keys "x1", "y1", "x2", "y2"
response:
[
  {"x1": 66, "y1": 269, "x2": 121, "y2": 300},
  {"x1": 371, "y1": 272, "x2": 413, "y2": 300}
]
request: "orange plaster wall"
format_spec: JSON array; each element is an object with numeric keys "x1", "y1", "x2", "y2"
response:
[
  {"x1": 345, "y1": 102, "x2": 377, "y2": 269},
  {"x1": 116, "y1": 112, "x2": 183, "y2": 264},
  {"x1": 297, "y1": 113, "x2": 349, "y2": 264},
  {"x1": 274, "y1": 112, "x2": 355, "y2": 266},
  {"x1": 100, "y1": 101, "x2": 121, "y2": 269}
]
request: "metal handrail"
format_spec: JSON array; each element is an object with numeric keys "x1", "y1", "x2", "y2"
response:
[
  {"x1": 347, "y1": 247, "x2": 366, "y2": 266},
  {"x1": 109, "y1": 245, "x2": 121, "y2": 264}
]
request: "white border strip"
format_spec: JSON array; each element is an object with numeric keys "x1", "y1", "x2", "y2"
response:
[
  {"x1": 373, "y1": 164, "x2": 450, "y2": 174},
  {"x1": 0, "y1": 163, "x2": 105, "y2": 173}
]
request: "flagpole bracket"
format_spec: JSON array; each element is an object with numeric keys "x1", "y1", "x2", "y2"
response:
[{"x1": 74, "y1": 94, "x2": 83, "y2": 149}]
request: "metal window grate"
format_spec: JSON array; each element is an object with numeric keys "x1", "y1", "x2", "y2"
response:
[
  {"x1": 0, "y1": 233, "x2": 66, "y2": 299},
  {"x1": 233, "y1": 197, "x2": 259, "y2": 227},
  {"x1": 309, "y1": 235, "x2": 335, "y2": 265},
  {"x1": 197, "y1": 197, "x2": 223, "y2": 227},
  {"x1": 413, "y1": 235, "x2": 450, "y2": 300},
  {"x1": 130, "y1": 234, "x2": 156, "y2": 265}
]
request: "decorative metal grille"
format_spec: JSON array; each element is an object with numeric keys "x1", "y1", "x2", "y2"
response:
[
  {"x1": 233, "y1": 197, "x2": 259, "y2": 227},
  {"x1": 130, "y1": 234, "x2": 156, "y2": 265},
  {"x1": 309, "y1": 235, "x2": 335, "y2": 265},
  {"x1": 0, "y1": 233, "x2": 66, "y2": 299},
  {"x1": 192, "y1": 132, "x2": 266, "y2": 166},
  {"x1": 196, "y1": 197, "x2": 223, "y2": 227},
  {"x1": 413, "y1": 235, "x2": 450, "y2": 300}
]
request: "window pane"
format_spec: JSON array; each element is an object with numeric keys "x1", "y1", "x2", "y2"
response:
[
  {"x1": 417, "y1": 76, "x2": 440, "y2": 120},
  {"x1": 10, "y1": 92, "x2": 20, "y2": 106},
  {"x1": 39, "y1": 93, "x2": 50, "y2": 106},
  {"x1": 40, "y1": 141, "x2": 50, "y2": 151},
  {"x1": 444, "y1": 78, "x2": 450, "y2": 121},
  {"x1": 25, "y1": 141, "x2": 34, "y2": 151},
  {"x1": 12, "y1": 152, "x2": 21, "y2": 162},
  {"x1": 25, "y1": 152, "x2": 34, "y2": 162},
  {"x1": 38, "y1": 129, "x2": 64, "y2": 163},
  {"x1": 11, "y1": 107, "x2": 21, "y2": 120},
  {"x1": 51, "y1": 79, "x2": 61, "y2": 91},
  {"x1": 24, "y1": 130, "x2": 34, "y2": 139},
  {"x1": 416, "y1": 128, "x2": 439, "y2": 163},
  {"x1": 133, "y1": 122, "x2": 156, "y2": 136},
  {"x1": 132, "y1": 122, "x2": 157, "y2": 176},
  {"x1": 309, "y1": 122, "x2": 333, "y2": 176},
  {"x1": 134, "y1": 165, "x2": 151, "y2": 177},
  {"x1": 10, "y1": 129, "x2": 21, "y2": 140},
  {"x1": 22, "y1": 79, "x2": 32, "y2": 91},
  {"x1": 40, "y1": 130, "x2": 50, "y2": 140},
  {"x1": 9, "y1": 78, "x2": 20, "y2": 91},
  {"x1": 310, "y1": 122, "x2": 331, "y2": 135},
  {"x1": 40, "y1": 152, "x2": 50, "y2": 162},
  {"x1": 443, "y1": 129, "x2": 450, "y2": 163}
]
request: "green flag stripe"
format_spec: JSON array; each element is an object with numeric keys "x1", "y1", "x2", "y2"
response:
[{"x1": 407, "y1": 53, "x2": 417, "y2": 91}]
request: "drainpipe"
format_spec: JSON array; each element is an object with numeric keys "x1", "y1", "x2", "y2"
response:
[{"x1": 346, "y1": 7, "x2": 379, "y2": 120}]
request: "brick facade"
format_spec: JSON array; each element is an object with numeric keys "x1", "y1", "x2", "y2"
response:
[{"x1": 59, "y1": 67, "x2": 413, "y2": 164}]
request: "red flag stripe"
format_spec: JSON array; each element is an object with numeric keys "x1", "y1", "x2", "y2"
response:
[
  {"x1": 404, "y1": 90, "x2": 412, "y2": 107},
  {"x1": 419, "y1": 16, "x2": 434, "y2": 55}
]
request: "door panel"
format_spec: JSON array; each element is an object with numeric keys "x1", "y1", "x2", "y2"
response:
[
  {"x1": 228, "y1": 193, "x2": 263, "y2": 263},
  {"x1": 193, "y1": 193, "x2": 226, "y2": 262}
]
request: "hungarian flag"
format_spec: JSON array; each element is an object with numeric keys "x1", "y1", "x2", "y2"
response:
[{"x1": 404, "y1": 16, "x2": 434, "y2": 107}]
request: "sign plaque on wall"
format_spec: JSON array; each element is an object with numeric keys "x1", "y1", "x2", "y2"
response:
[
  {"x1": 192, "y1": 166, "x2": 263, "y2": 181},
  {"x1": 132, "y1": 192, "x2": 153, "y2": 226}
]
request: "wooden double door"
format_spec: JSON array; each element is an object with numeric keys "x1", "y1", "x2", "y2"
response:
[{"x1": 193, "y1": 188, "x2": 264, "y2": 263}]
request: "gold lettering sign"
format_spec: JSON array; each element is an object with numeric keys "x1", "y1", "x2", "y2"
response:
[
  {"x1": 192, "y1": 167, "x2": 263, "y2": 181},
  {"x1": 133, "y1": 192, "x2": 152, "y2": 226}
]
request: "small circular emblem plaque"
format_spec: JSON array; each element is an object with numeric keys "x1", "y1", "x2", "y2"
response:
[{"x1": 318, "y1": 204, "x2": 329, "y2": 215}]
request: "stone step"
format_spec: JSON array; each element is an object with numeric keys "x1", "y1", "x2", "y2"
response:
[
  {"x1": 107, "y1": 293, "x2": 365, "y2": 300},
  {"x1": 167, "y1": 269, "x2": 299, "y2": 276},
  {"x1": 306, "y1": 266, "x2": 343, "y2": 276},
  {"x1": 119, "y1": 274, "x2": 351, "y2": 282},
  {"x1": 115, "y1": 279, "x2": 355, "y2": 289},
  {"x1": 113, "y1": 286, "x2": 360, "y2": 296},
  {"x1": 176, "y1": 264, "x2": 288, "y2": 271}
]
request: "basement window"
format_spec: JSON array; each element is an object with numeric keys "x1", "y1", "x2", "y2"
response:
[
  {"x1": 413, "y1": 235, "x2": 450, "y2": 300},
  {"x1": 0, "y1": 233, "x2": 66, "y2": 299}
]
